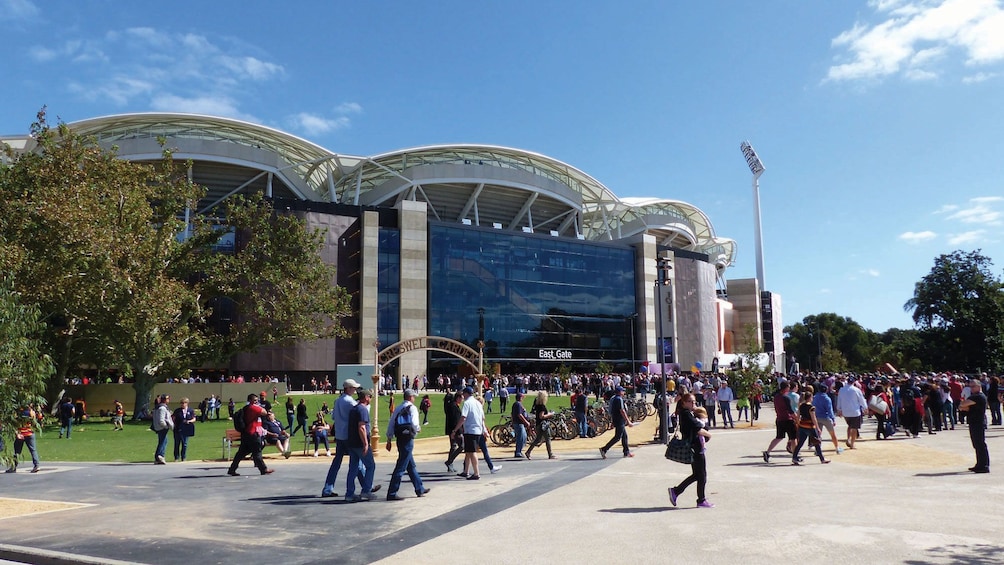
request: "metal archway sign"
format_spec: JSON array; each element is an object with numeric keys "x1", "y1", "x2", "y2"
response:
[{"x1": 376, "y1": 336, "x2": 482, "y2": 374}]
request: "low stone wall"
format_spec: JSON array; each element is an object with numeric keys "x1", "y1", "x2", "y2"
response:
[{"x1": 63, "y1": 383, "x2": 288, "y2": 416}]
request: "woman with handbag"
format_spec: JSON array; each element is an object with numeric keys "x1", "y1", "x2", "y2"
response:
[
  {"x1": 668, "y1": 393, "x2": 714, "y2": 508},
  {"x1": 871, "y1": 385, "x2": 893, "y2": 440}
]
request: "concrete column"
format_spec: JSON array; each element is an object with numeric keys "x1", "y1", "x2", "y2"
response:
[
  {"x1": 396, "y1": 200, "x2": 428, "y2": 386},
  {"x1": 359, "y1": 211, "x2": 380, "y2": 366}
]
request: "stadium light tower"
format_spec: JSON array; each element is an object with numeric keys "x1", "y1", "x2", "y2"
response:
[{"x1": 740, "y1": 141, "x2": 766, "y2": 290}]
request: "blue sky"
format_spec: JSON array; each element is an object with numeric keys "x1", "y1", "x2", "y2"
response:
[{"x1": 3, "y1": 0, "x2": 1003, "y2": 333}]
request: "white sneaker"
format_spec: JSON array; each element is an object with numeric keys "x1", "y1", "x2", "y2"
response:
[
  {"x1": 490, "y1": 465, "x2": 502, "y2": 474},
  {"x1": 313, "y1": 451, "x2": 318, "y2": 457},
  {"x1": 326, "y1": 451, "x2": 332, "y2": 457}
]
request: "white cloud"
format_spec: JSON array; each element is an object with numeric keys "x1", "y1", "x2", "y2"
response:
[
  {"x1": 899, "y1": 230, "x2": 938, "y2": 243},
  {"x1": 827, "y1": 0, "x2": 1004, "y2": 83},
  {"x1": 945, "y1": 196, "x2": 1003, "y2": 224},
  {"x1": 0, "y1": 0, "x2": 39, "y2": 21},
  {"x1": 962, "y1": 70, "x2": 998, "y2": 81},
  {"x1": 150, "y1": 94, "x2": 258, "y2": 122},
  {"x1": 819, "y1": 288, "x2": 832, "y2": 294},
  {"x1": 336, "y1": 102, "x2": 363, "y2": 114},
  {"x1": 861, "y1": 268, "x2": 882, "y2": 277},
  {"x1": 287, "y1": 113, "x2": 350, "y2": 136},
  {"x1": 285, "y1": 103, "x2": 363, "y2": 136},
  {"x1": 28, "y1": 28, "x2": 285, "y2": 116},
  {"x1": 947, "y1": 229, "x2": 986, "y2": 244}
]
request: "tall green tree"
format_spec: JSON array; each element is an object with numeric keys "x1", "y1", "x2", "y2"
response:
[
  {"x1": 904, "y1": 250, "x2": 1004, "y2": 372},
  {"x1": 1, "y1": 111, "x2": 352, "y2": 415},
  {"x1": 0, "y1": 271, "x2": 54, "y2": 466}
]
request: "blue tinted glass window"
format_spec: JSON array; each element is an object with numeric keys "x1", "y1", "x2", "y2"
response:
[{"x1": 429, "y1": 224, "x2": 635, "y2": 366}]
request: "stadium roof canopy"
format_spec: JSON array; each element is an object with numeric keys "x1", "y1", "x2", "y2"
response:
[{"x1": 5, "y1": 113, "x2": 736, "y2": 270}]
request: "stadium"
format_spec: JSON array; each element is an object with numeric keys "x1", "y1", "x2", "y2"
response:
[{"x1": 2, "y1": 113, "x2": 783, "y2": 381}]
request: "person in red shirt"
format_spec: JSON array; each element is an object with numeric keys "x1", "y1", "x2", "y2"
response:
[
  {"x1": 227, "y1": 394, "x2": 274, "y2": 476},
  {"x1": 5, "y1": 405, "x2": 40, "y2": 473}
]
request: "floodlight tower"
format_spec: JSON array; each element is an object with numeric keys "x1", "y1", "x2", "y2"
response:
[{"x1": 740, "y1": 141, "x2": 766, "y2": 290}]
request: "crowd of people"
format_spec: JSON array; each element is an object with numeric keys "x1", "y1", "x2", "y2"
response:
[{"x1": 10, "y1": 366, "x2": 999, "y2": 513}]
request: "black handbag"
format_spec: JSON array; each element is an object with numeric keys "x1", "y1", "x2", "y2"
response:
[{"x1": 665, "y1": 430, "x2": 694, "y2": 464}]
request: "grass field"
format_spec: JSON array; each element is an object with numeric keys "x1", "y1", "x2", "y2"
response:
[{"x1": 22, "y1": 391, "x2": 580, "y2": 463}]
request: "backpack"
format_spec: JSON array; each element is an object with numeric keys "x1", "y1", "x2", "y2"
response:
[
  {"x1": 394, "y1": 405, "x2": 414, "y2": 440},
  {"x1": 233, "y1": 405, "x2": 247, "y2": 432}
]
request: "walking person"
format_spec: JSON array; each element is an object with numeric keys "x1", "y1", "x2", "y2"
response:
[
  {"x1": 111, "y1": 399, "x2": 125, "y2": 431},
  {"x1": 452, "y1": 386, "x2": 486, "y2": 480},
  {"x1": 345, "y1": 389, "x2": 377, "y2": 502},
  {"x1": 871, "y1": 385, "x2": 893, "y2": 440},
  {"x1": 813, "y1": 384, "x2": 842, "y2": 454},
  {"x1": 499, "y1": 386, "x2": 509, "y2": 414},
  {"x1": 57, "y1": 396, "x2": 74, "y2": 439},
  {"x1": 836, "y1": 376, "x2": 868, "y2": 449},
  {"x1": 573, "y1": 387, "x2": 589, "y2": 438},
  {"x1": 791, "y1": 392, "x2": 830, "y2": 465},
  {"x1": 5, "y1": 404, "x2": 40, "y2": 473},
  {"x1": 284, "y1": 397, "x2": 295, "y2": 433},
  {"x1": 511, "y1": 392, "x2": 531, "y2": 458},
  {"x1": 762, "y1": 381, "x2": 796, "y2": 462},
  {"x1": 525, "y1": 391, "x2": 556, "y2": 460},
  {"x1": 960, "y1": 379, "x2": 990, "y2": 473},
  {"x1": 385, "y1": 390, "x2": 429, "y2": 500},
  {"x1": 172, "y1": 398, "x2": 197, "y2": 462},
  {"x1": 668, "y1": 393, "x2": 714, "y2": 508},
  {"x1": 226, "y1": 394, "x2": 274, "y2": 476},
  {"x1": 321, "y1": 379, "x2": 373, "y2": 497},
  {"x1": 292, "y1": 399, "x2": 309, "y2": 437},
  {"x1": 599, "y1": 386, "x2": 634, "y2": 459},
  {"x1": 152, "y1": 394, "x2": 174, "y2": 465},
  {"x1": 444, "y1": 392, "x2": 464, "y2": 472}
]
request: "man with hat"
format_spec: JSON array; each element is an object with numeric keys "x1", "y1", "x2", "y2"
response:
[
  {"x1": 321, "y1": 378, "x2": 378, "y2": 497},
  {"x1": 599, "y1": 386, "x2": 634, "y2": 459}
]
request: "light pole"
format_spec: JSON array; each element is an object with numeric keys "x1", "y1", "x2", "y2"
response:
[
  {"x1": 655, "y1": 257, "x2": 672, "y2": 445},
  {"x1": 740, "y1": 141, "x2": 766, "y2": 290},
  {"x1": 626, "y1": 313, "x2": 638, "y2": 375}
]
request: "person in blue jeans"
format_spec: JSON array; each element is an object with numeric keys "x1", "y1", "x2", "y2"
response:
[
  {"x1": 511, "y1": 392, "x2": 531, "y2": 458},
  {"x1": 599, "y1": 387, "x2": 634, "y2": 458},
  {"x1": 321, "y1": 379, "x2": 371, "y2": 497},
  {"x1": 345, "y1": 390, "x2": 377, "y2": 502},
  {"x1": 385, "y1": 389, "x2": 428, "y2": 500}
]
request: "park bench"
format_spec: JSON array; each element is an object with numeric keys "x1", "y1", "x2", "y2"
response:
[{"x1": 222, "y1": 429, "x2": 242, "y2": 460}]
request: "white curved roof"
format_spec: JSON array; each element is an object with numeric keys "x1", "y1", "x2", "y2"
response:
[{"x1": 57, "y1": 114, "x2": 735, "y2": 268}]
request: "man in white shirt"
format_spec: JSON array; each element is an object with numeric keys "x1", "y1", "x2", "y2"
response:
[
  {"x1": 452, "y1": 386, "x2": 487, "y2": 480},
  {"x1": 836, "y1": 376, "x2": 868, "y2": 449}
]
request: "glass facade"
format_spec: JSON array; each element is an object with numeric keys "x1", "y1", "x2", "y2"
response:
[
  {"x1": 429, "y1": 223, "x2": 636, "y2": 372},
  {"x1": 377, "y1": 228, "x2": 400, "y2": 350}
]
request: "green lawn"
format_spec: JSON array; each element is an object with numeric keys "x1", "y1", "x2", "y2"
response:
[{"x1": 25, "y1": 391, "x2": 578, "y2": 463}]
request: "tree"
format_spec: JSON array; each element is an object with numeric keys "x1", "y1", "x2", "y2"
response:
[
  {"x1": 783, "y1": 313, "x2": 880, "y2": 372},
  {"x1": 905, "y1": 250, "x2": 1004, "y2": 372},
  {"x1": 727, "y1": 323, "x2": 772, "y2": 426},
  {"x1": 1, "y1": 111, "x2": 352, "y2": 415},
  {"x1": 0, "y1": 271, "x2": 54, "y2": 467}
]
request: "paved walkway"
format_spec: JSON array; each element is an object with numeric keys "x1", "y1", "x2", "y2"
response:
[{"x1": 1, "y1": 408, "x2": 1002, "y2": 565}]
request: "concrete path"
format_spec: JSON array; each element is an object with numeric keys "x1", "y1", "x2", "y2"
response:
[{"x1": 1, "y1": 408, "x2": 1001, "y2": 565}]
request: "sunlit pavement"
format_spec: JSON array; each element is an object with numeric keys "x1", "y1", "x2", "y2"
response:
[{"x1": 1, "y1": 406, "x2": 1002, "y2": 565}]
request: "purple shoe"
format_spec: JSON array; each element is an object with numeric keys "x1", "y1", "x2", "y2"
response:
[
  {"x1": 668, "y1": 487, "x2": 678, "y2": 507},
  {"x1": 697, "y1": 500, "x2": 715, "y2": 508}
]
